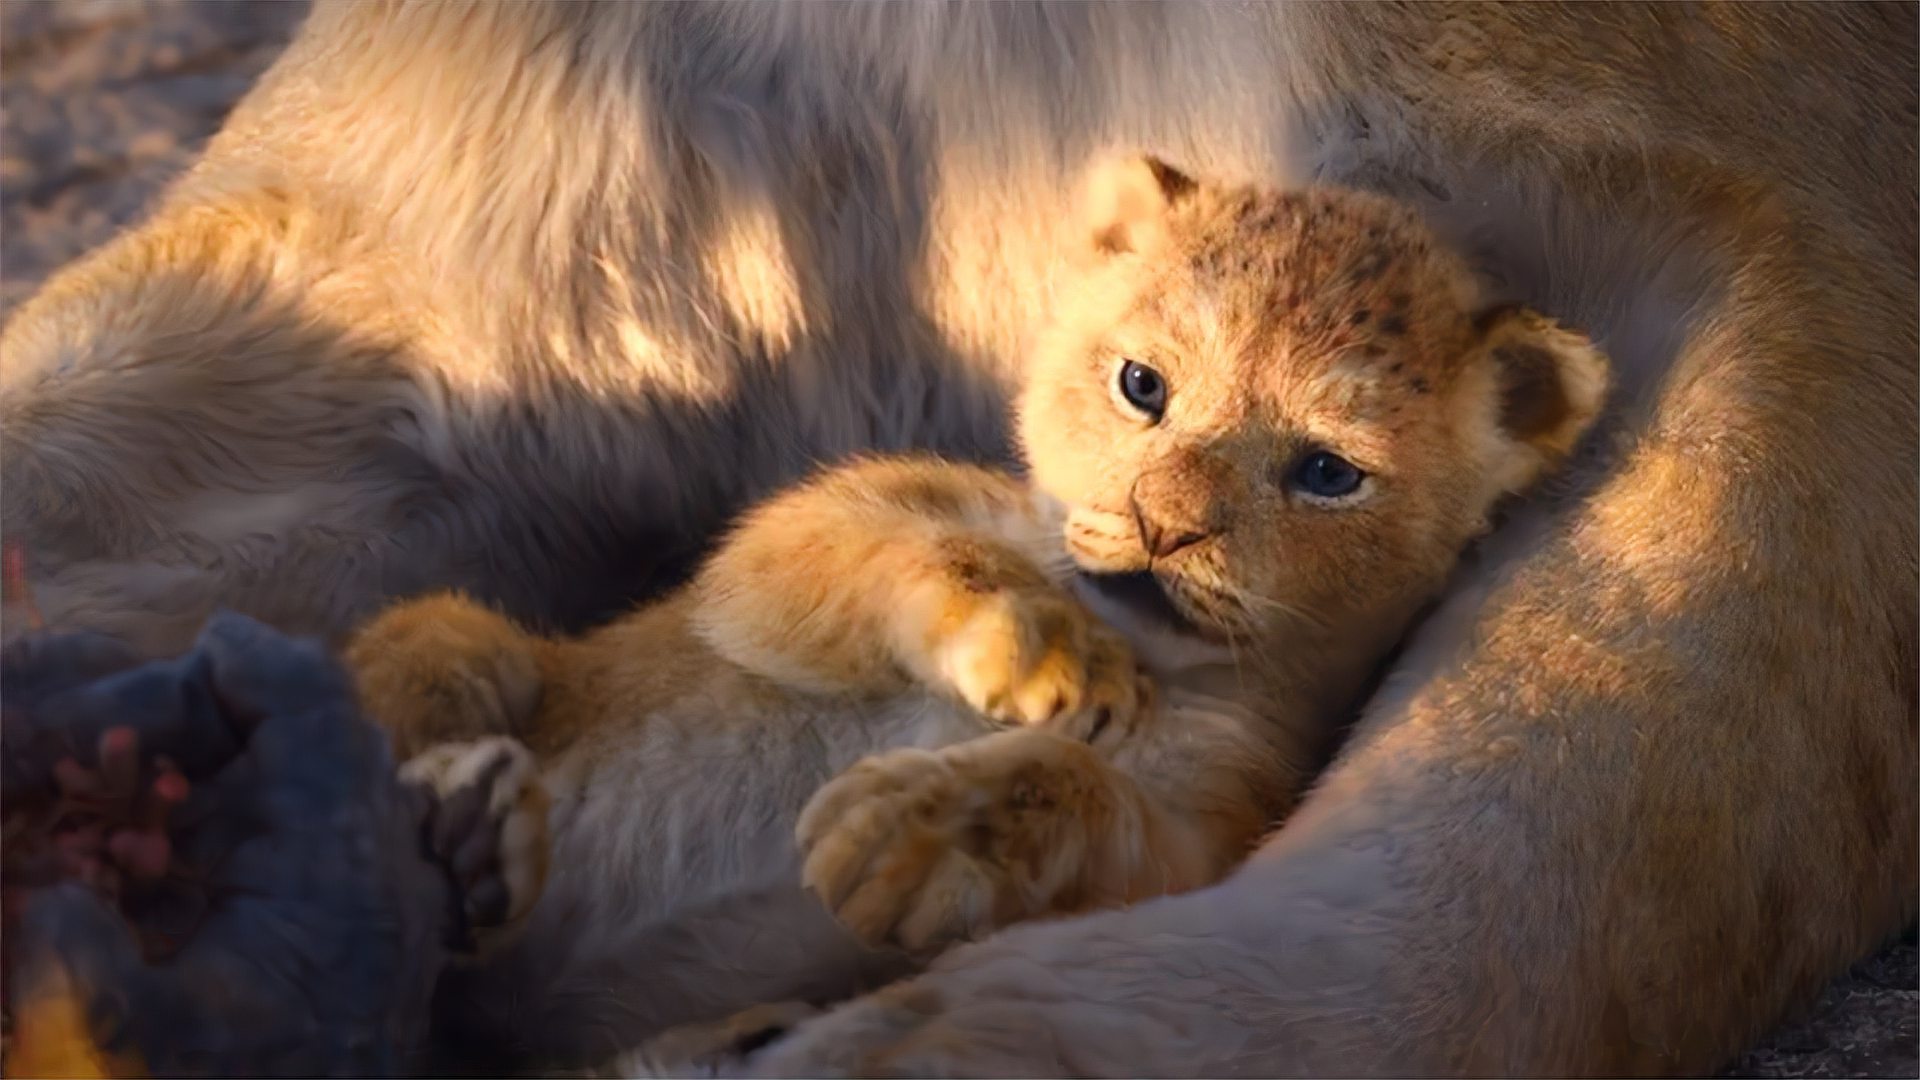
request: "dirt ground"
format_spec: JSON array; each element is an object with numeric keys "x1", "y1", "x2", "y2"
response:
[{"x1": 1, "y1": 2, "x2": 1913, "y2": 1075}]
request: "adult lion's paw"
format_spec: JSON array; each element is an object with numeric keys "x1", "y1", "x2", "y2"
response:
[
  {"x1": 796, "y1": 730, "x2": 1127, "y2": 952},
  {"x1": 402, "y1": 736, "x2": 549, "y2": 958}
]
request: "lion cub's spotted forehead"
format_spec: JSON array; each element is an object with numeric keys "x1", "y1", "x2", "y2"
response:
[{"x1": 1158, "y1": 186, "x2": 1483, "y2": 415}]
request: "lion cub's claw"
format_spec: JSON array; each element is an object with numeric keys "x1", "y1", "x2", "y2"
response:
[{"x1": 402, "y1": 736, "x2": 550, "y2": 959}]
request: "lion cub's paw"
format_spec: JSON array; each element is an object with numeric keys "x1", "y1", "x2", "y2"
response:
[
  {"x1": 346, "y1": 593, "x2": 542, "y2": 760},
  {"x1": 402, "y1": 736, "x2": 550, "y2": 959},
  {"x1": 797, "y1": 733, "x2": 1117, "y2": 953},
  {"x1": 931, "y1": 588, "x2": 1146, "y2": 738}
]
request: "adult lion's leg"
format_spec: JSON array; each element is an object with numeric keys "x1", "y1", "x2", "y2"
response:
[
  {"x1": 0, "y1": 197, "x2": 673, "y2": 656},
  {"x1": 733, "y1": 6, "x2": 1917, "y2": 1075},
  {"x1": 0, "y1": 2, "x2": 997, "y2": 657},
  {"x1": 741, "y1": 240, "x2": 1918, "y2": 1077},
  {"x1": 2, "y1": 210, "x2": 402, "y2": 653}
]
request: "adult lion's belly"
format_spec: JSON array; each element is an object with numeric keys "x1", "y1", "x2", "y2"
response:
[
  {"x1": 446, "y1": 877, "x2": 908, "y2": 1067},
  {"x1": 431, "y1": 685, "x2": 985, "y2": 1067}
]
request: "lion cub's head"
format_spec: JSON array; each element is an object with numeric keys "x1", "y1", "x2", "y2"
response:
[{"x1": 1021, "y1": 157, "x2": 1609, "y2": 666}]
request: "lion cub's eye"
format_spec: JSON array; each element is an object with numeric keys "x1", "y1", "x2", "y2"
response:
[
  {"x1": 1115, "y1": 359, "x2": 1168, "y2": 421},
  {"x1": 1291, "y1": 450, "x2": 1366, "y2": 499}
]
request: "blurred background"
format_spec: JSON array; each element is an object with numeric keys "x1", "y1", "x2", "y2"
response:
[{"x1": 0, "y1": 1, "x2": 1911, "y2": 1075}]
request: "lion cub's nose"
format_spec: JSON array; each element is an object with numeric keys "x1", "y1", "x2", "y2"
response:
[
  {"x1": 1142, "y1": 520, "x2": 1211, "y2": 559},
  {"x1": 1129, "y1": 464, "x2": 1228, "y2": 560}
]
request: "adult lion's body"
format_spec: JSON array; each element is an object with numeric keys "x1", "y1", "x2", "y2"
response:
[{"x1": 1, "y1": 2, "x2": 1912, "y2": 1075}]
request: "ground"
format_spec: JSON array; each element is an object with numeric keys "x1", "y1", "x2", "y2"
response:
[{"x1": 0, "y1": 2, "x2": 1913, "y2": 1075}]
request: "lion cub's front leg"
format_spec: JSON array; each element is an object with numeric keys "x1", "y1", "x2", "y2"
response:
[
  {"x1": 346, "y1": 592, "x2": 554, "y2": 953},
  {"x1": 694, "y1": 457, "x2": 1149, "y2": 736}
]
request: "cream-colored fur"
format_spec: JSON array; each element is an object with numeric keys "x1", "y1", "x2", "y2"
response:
[
  {"x1": 347, "y1": 168, "x2": 1605, "y2": 1065},
  {"x1": 1, "y1": 3, "x2": 1911, "y2": 1075}
]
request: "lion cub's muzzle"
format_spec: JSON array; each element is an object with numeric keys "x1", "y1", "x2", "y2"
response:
[{"x1": 1078, "y1": 570, "x2": 1201, "y2": 636}]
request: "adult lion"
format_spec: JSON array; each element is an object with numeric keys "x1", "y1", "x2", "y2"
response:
[{"x1": 1, "y1": 2, "x2": 1912, "y2": 1075}]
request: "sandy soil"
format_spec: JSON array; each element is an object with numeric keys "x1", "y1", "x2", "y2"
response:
[
  {"x1": 0, "y1": 0, "x2": 304, "y2": 317},
  {"x1": 0, "y1": 2, "x2": 1912, "y2": 1075}
]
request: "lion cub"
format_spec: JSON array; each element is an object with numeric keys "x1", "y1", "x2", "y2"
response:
[{"x1": 347, "y1": 157, "x2": 1608, "y2": 1051}]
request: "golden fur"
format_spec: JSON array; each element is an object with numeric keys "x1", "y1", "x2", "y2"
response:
[
  {"x1": 347, "y1": 167, "x2": 1605, "y2": 1064},
  {"x1": 0, "y1": 3, "x2": 1912, "y2": 1075}
]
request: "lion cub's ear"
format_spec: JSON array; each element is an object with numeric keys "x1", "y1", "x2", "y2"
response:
[
  {"x1": 1080, "y1": 154, "x2": 1200, "y2": 259},
  {"x1": 1473, "y1": 306, "x2": 1611, "y2": 493}
]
